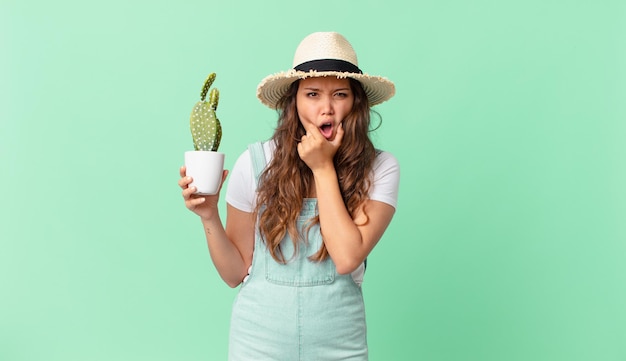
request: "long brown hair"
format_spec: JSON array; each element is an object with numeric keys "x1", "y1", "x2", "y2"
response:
[{"x1": 254, "y1": 78, "x2": 377, "y2": 263}]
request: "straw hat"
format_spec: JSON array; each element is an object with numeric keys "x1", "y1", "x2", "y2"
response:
[{"x1": 257, "y1": 32, "x2": 395, "y2": 109}]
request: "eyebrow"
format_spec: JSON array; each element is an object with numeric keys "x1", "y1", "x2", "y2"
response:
[{"x1": 302, "y1": 87, "x2": 351, "y2": 92}]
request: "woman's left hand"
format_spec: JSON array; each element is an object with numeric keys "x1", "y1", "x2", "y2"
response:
[{"x1": 297, "y1": 121, "x2": 344, "y2": 172}]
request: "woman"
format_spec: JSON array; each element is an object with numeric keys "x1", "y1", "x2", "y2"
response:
[{"x1": 179, "y1": 32, "x2": 399, "y2": 360}]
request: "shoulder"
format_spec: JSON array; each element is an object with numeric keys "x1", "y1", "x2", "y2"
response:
[
  {"x1": 225, "y1": 141, "x2": 275, "y2": 212},
  {"x1": 232, "y1": 140, "x2": 274, "y2": 170},
  {"x1": 233, "y1": 148, "x2": 252, "y2": 168},
  {"x1": 373, "y1": 150, "x2": 400, "y2": 178},
  {"x1": 225, "y1": 146, "x2": 257, "y2": 213},
  {"x1": 368, "y1": 150, "x2": 400, "y2": 208},
  {"x1": 262, "y1": 140, "x2": 276, "y2": 160}
]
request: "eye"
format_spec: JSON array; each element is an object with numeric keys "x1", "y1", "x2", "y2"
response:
[
  {"x1": 334, "y1": 92, "x2": 349, "y2": 98},
  {"x1": 306, "y1": 91, "x2": 318, "y2": 97}
]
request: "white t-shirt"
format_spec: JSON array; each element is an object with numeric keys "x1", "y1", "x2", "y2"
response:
[{"x1": 226, "y1": 141, "x2": 400, "y2": 285}]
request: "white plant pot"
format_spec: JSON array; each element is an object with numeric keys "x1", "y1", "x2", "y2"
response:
[{"x1": 184, "y1": 151, "x2": 225, "y2": 195}]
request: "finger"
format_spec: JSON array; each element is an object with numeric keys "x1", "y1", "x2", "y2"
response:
[
  {"x1": 331, "y1": 122, "x2": 345, "y2": 147},
  {"x1": 187, "y1": 197, "x2": 206, "y2": 207},
  {"x1": 179, "y1": 166, "x2": 187, "y2": 178},
  {"x1": 301, "y1": 120, "x2": 321, "y2": 139},
  {"x1": 178, "y1": 175, "x2": 192, "y2": 189},
  {"x1": 217, "y1": 170, "x2": 229, "y2": 192},
  {"x1": 182, "y1": 185, "x2": 198, "y2": 199}
]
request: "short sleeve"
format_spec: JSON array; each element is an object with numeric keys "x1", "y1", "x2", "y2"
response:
[
  {"x1": 368, "y1": 151, "x2": 400, "y2": 208},
  {"x1": 225, "y1": 149, "x2": 256, "y2": 213}
]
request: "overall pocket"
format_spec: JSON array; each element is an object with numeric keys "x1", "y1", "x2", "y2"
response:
[{"x1": 264, "y1": 220, "x2": 335, "y2": 286}]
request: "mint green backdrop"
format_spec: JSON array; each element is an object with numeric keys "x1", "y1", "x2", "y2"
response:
[{"x1": 2, "y1": 0, "x2": 625, "y2": 360}]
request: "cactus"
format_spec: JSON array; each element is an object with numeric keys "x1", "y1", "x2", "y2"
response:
[{"x1": 190, "y1": 73, "x2": 222, "y2": 151}]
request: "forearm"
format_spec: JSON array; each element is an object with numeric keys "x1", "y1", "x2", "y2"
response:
[
  {"x1": 201, "y1": 216, "x2": 249, "y2": 287},
  {"x1": 313, "y1": 167, "x2": 365, "y2": 274}
]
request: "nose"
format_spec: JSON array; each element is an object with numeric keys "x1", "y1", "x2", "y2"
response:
[{"x1": 321, "y1": 95, "x2": 334, "y2": 115}]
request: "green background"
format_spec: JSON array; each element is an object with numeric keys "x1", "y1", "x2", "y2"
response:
[{"x1": 2, "y1": 0, "x2": 625, "y2": 360}]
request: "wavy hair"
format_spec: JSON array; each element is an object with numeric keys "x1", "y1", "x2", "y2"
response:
[{"x1": 254, "y1": 78, "x2": 377, "y2": 263}]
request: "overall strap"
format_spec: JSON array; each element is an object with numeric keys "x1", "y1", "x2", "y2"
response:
[{"x1": 247, "y1": 142, "x2": 267, "y2": 186}]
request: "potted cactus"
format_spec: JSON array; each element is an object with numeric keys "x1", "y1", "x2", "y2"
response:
[{"x1": 184, "y1": 72, "x2": 225, "y2": 195}]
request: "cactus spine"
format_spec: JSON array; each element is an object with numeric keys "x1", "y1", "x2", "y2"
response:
[{"x1": 190, "y1": 73, "x2": 222, "y2": 151}]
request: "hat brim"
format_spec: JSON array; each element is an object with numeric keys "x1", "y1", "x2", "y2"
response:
[{"x1": 257, "y1": 69, "x2": 395, "y2": 109}]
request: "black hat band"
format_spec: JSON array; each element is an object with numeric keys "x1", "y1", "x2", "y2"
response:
[{"x1": 294, "y1": 59, "x2": 362, "y2": 74}]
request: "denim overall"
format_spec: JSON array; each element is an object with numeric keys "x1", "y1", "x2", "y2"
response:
[{"x1": 228, "y1": 142, "x2": 368, "y2": 361}]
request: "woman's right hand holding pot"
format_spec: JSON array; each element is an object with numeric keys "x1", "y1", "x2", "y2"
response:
[{"x1": 178, "y1": 165, "x2": 228, "y2": 221}]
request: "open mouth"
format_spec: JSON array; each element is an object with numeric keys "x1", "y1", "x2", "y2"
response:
[{"x1": 320, "y1": 122, "x2": 333, "y2": 139}]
